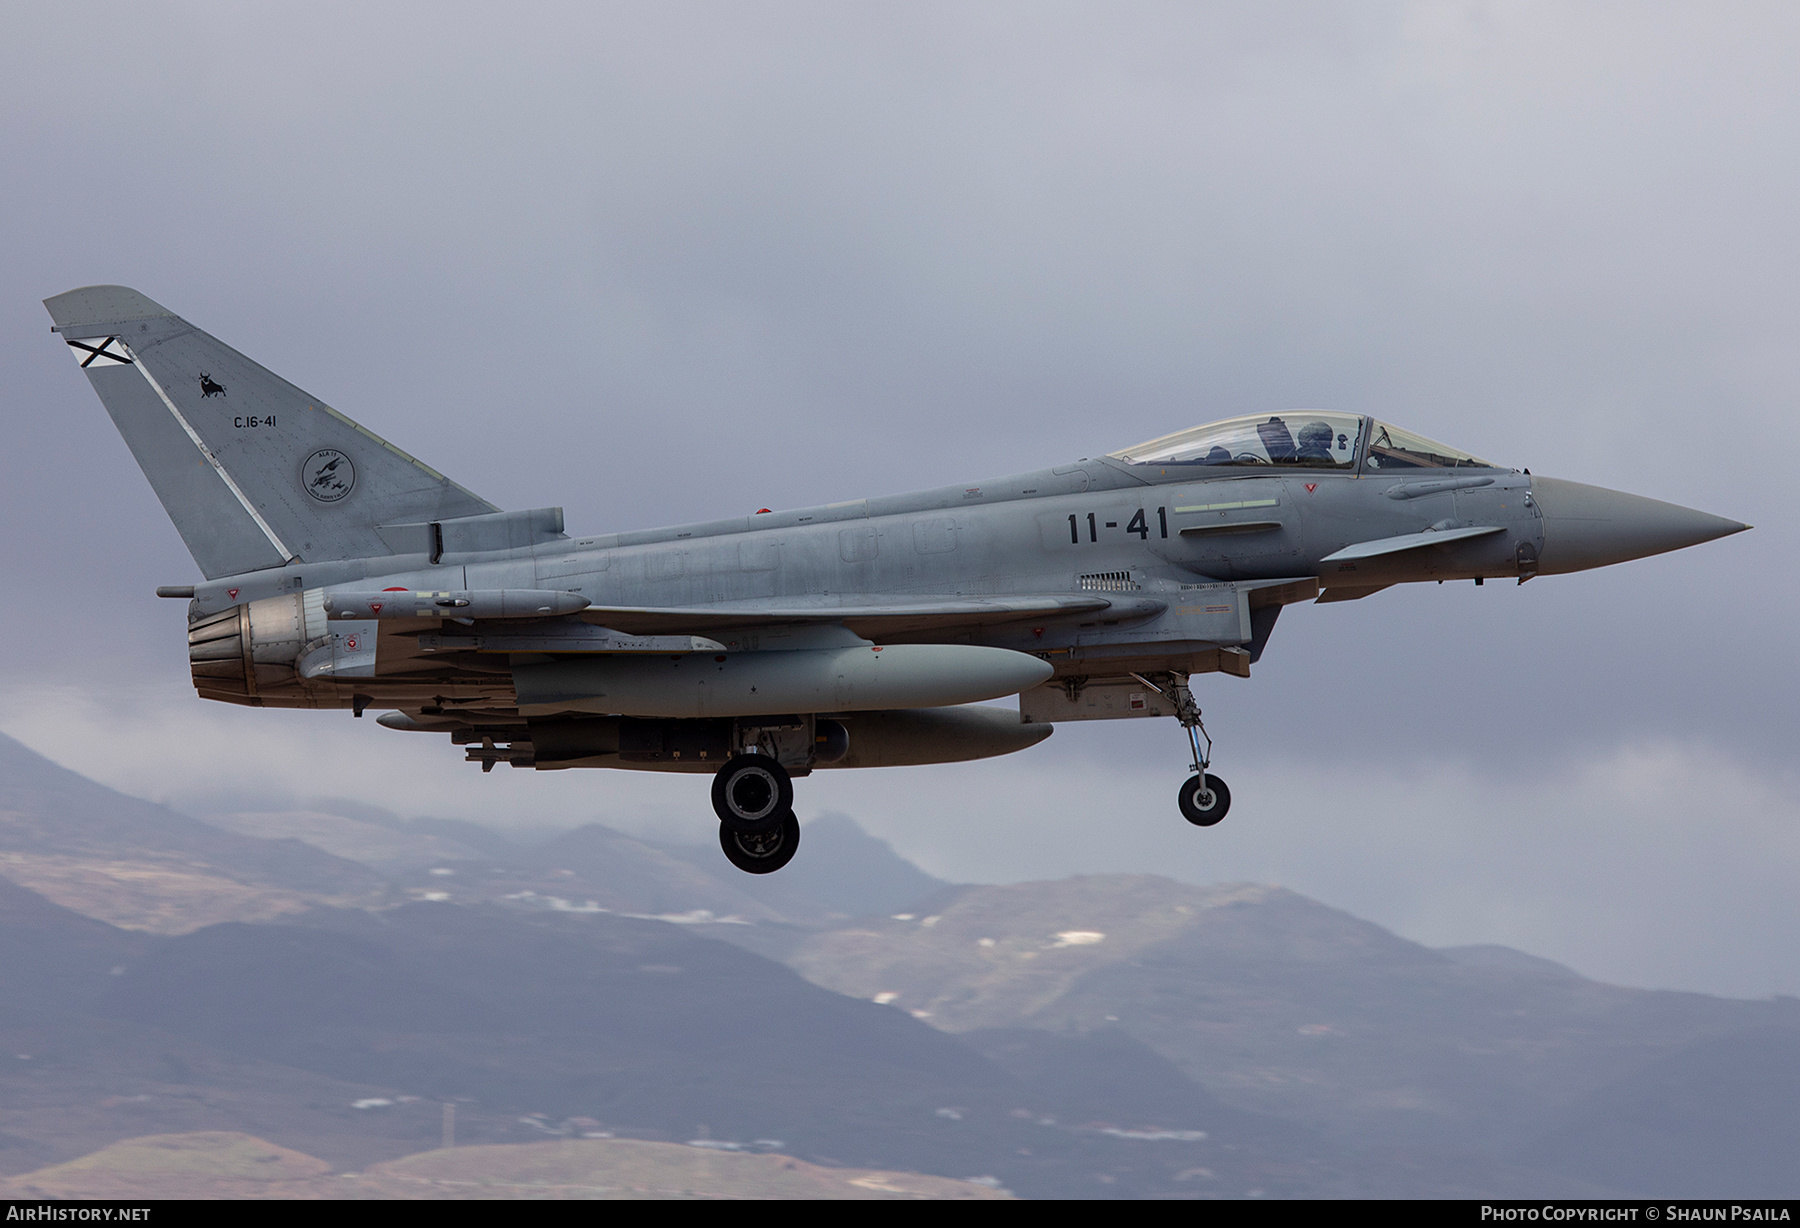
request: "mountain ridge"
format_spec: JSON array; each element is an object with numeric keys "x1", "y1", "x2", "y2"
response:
[
  {"x1": 2, "y1": 738, "x2": 1794, "y2": 1196},
  {"x1": 0, "y1": 733, "x2": 385, "y2": 931}
]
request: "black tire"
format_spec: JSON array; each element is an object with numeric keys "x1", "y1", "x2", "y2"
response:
[
  {"x1": 711, "y1": 755, "x2": 793, "y2": 834},
  {"x1": 719, "y1": 811, "x2": 800, "y2": 874},
  {"x1": 1178, "y1": 773, "x2": 1230, "y2": 827}
]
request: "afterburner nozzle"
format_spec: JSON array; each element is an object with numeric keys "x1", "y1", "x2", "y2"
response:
[{"x1": 1530, "y1": 477, "x2": 1748, "y2": 575}]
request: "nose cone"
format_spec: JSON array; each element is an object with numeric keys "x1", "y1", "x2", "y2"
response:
[{"x1": 1531, "y1": 476, "x2": 1749, "y2": 575}]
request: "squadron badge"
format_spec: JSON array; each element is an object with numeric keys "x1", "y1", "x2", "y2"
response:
[{"x1": 302, "y1": 448, "x2": 355, "y2": 502}]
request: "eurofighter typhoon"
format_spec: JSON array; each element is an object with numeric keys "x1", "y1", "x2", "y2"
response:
[{"x1": 47, "y1": 286, "x2": 1749, "y2": 874}]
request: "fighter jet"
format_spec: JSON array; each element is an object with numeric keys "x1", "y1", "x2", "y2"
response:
[{"x1": 45, "y1": 285, "x2": 1749, "y2": 874}]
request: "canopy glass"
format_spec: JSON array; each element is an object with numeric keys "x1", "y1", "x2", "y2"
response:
[
  {"x1": 1364, "y1": 421, "x2": 1494, "y2": 470},
  {"x1": 1111, "y1": 414, "x2": 1499, "y2": 473},
  {"x1": 1109, "y1": 413, "x2": 1365, "y2": 470}
]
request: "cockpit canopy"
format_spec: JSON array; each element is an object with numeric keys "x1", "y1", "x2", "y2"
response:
[
  {"x1": 1363, "y1": 421, "x2": 1494, "y2": 470},
  {"x1": 1108, "y1": 413, "x2": 1494, "y2": 473},
  {"x1": 1110, "y1": 412, "x2": 1365, "y2": 470}
]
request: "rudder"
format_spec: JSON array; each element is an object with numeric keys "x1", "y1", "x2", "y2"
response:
[{"x1": 45, "y1": 285, "x2": 496, "y2": 579}]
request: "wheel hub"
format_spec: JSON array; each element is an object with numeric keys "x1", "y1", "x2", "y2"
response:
[{"x1": 727, "y1": 770, "x2": 779, "y2": 821}]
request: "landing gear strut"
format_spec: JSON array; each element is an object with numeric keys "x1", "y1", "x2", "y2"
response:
[{"x1": 1153, "y1": 672, "x2": 1231, "y2": 828}]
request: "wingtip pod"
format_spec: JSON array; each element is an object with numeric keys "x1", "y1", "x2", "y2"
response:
[{"x1": 43, "y1": 285, "x2": 176, "y2": 333}]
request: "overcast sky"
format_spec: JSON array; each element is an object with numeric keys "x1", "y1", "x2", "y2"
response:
[{"x1": 2, "y1": 3, "x2": 1795, "y2": 998}]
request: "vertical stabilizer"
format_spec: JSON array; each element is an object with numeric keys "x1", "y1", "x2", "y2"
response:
[{"x1": 45, "y1": 286, "x2": 497, "y2": 579}]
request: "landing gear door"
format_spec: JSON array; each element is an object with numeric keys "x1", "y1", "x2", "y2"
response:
[{"x1": 1020, "y1": 678, "x2": 1177, "y2": 723}]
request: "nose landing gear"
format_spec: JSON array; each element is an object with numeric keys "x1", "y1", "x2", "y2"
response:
[
  {"x1": 1135, "y1": 672, "x2": 1232, "y2": 828},
  {"x1": 1178, "y1": 771, "x2": 1231, "y2": 826}
]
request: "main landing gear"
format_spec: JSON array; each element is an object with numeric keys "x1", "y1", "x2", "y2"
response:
[
  {"x1": 711, "y1": 753, "x2": 800, "y2": 874},
  {"x1": 1144, "y1": 672, "x2": 1231, "y2": 828},
  {"x1": 719, "y1": 812, "x2": 801, "y2": 875}
]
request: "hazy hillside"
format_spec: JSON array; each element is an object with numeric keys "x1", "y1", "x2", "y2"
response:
[
  {"x1": 780, "y1": 874, "x2": 1800, "y2": 1190},
  {"x1": 1516, "y1": 1027, "x2": 1800, "y2": 1198},
  {"x1": 0, "y1": 741, "x2": 1794, "y2": 1198},
  {"x1": 88, "y1": 901, "x2": 1385, "y2": 1197},
  {"x1": 199, "y1": 809, "x2": 493, "y2": 874},
  {"x1": 0, "y1": 734, "x2": 383, "y2": 931},
  {"x1": 0, "y1": 872, "x2": 146, "y2": 1008},
  {"x1": 0, "y1": 1132, "x2": 1012, "y2": 1200},
  {"x1": 194, "y1": 799, "x2": 948, "y2": 932},
  {"x1": 0, "y1": 838, "x2": 1520, "y2": 1197}
]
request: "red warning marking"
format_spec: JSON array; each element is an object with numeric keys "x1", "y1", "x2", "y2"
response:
[
  {"x1": 368, "y1": 602, "x2": 384, "y2": 614},
  {"x1": 227, "y1": 588, "x2": 239, "y2": 600},
  {"x1": 1305, "y1": 483, "x2": 1317, "y2": 493},
  {"x1": 345, "y1": 635, "x2": 359, "y2": 650},
  {"x1": 755, "y1": 508, "x2": 772, "y2": 515},
  {"x1": 383, "y1": 586, "x2": 407, "y2": 592}
]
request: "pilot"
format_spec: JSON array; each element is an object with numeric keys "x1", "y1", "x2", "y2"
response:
[
  {"x1": 1201, "y1": 445, "x2": 1233, "y2": 465},
  {"x1": 1296, "y1": 420, "x2": 1336, "y2": 464}
]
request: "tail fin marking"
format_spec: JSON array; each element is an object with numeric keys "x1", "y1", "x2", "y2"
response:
[
  {"x1": 45, "y1": 285, "x2": 497, "y2": 579},
  {"x1": 129, "y1": 347, "x2": 300, "y2": 565}
]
